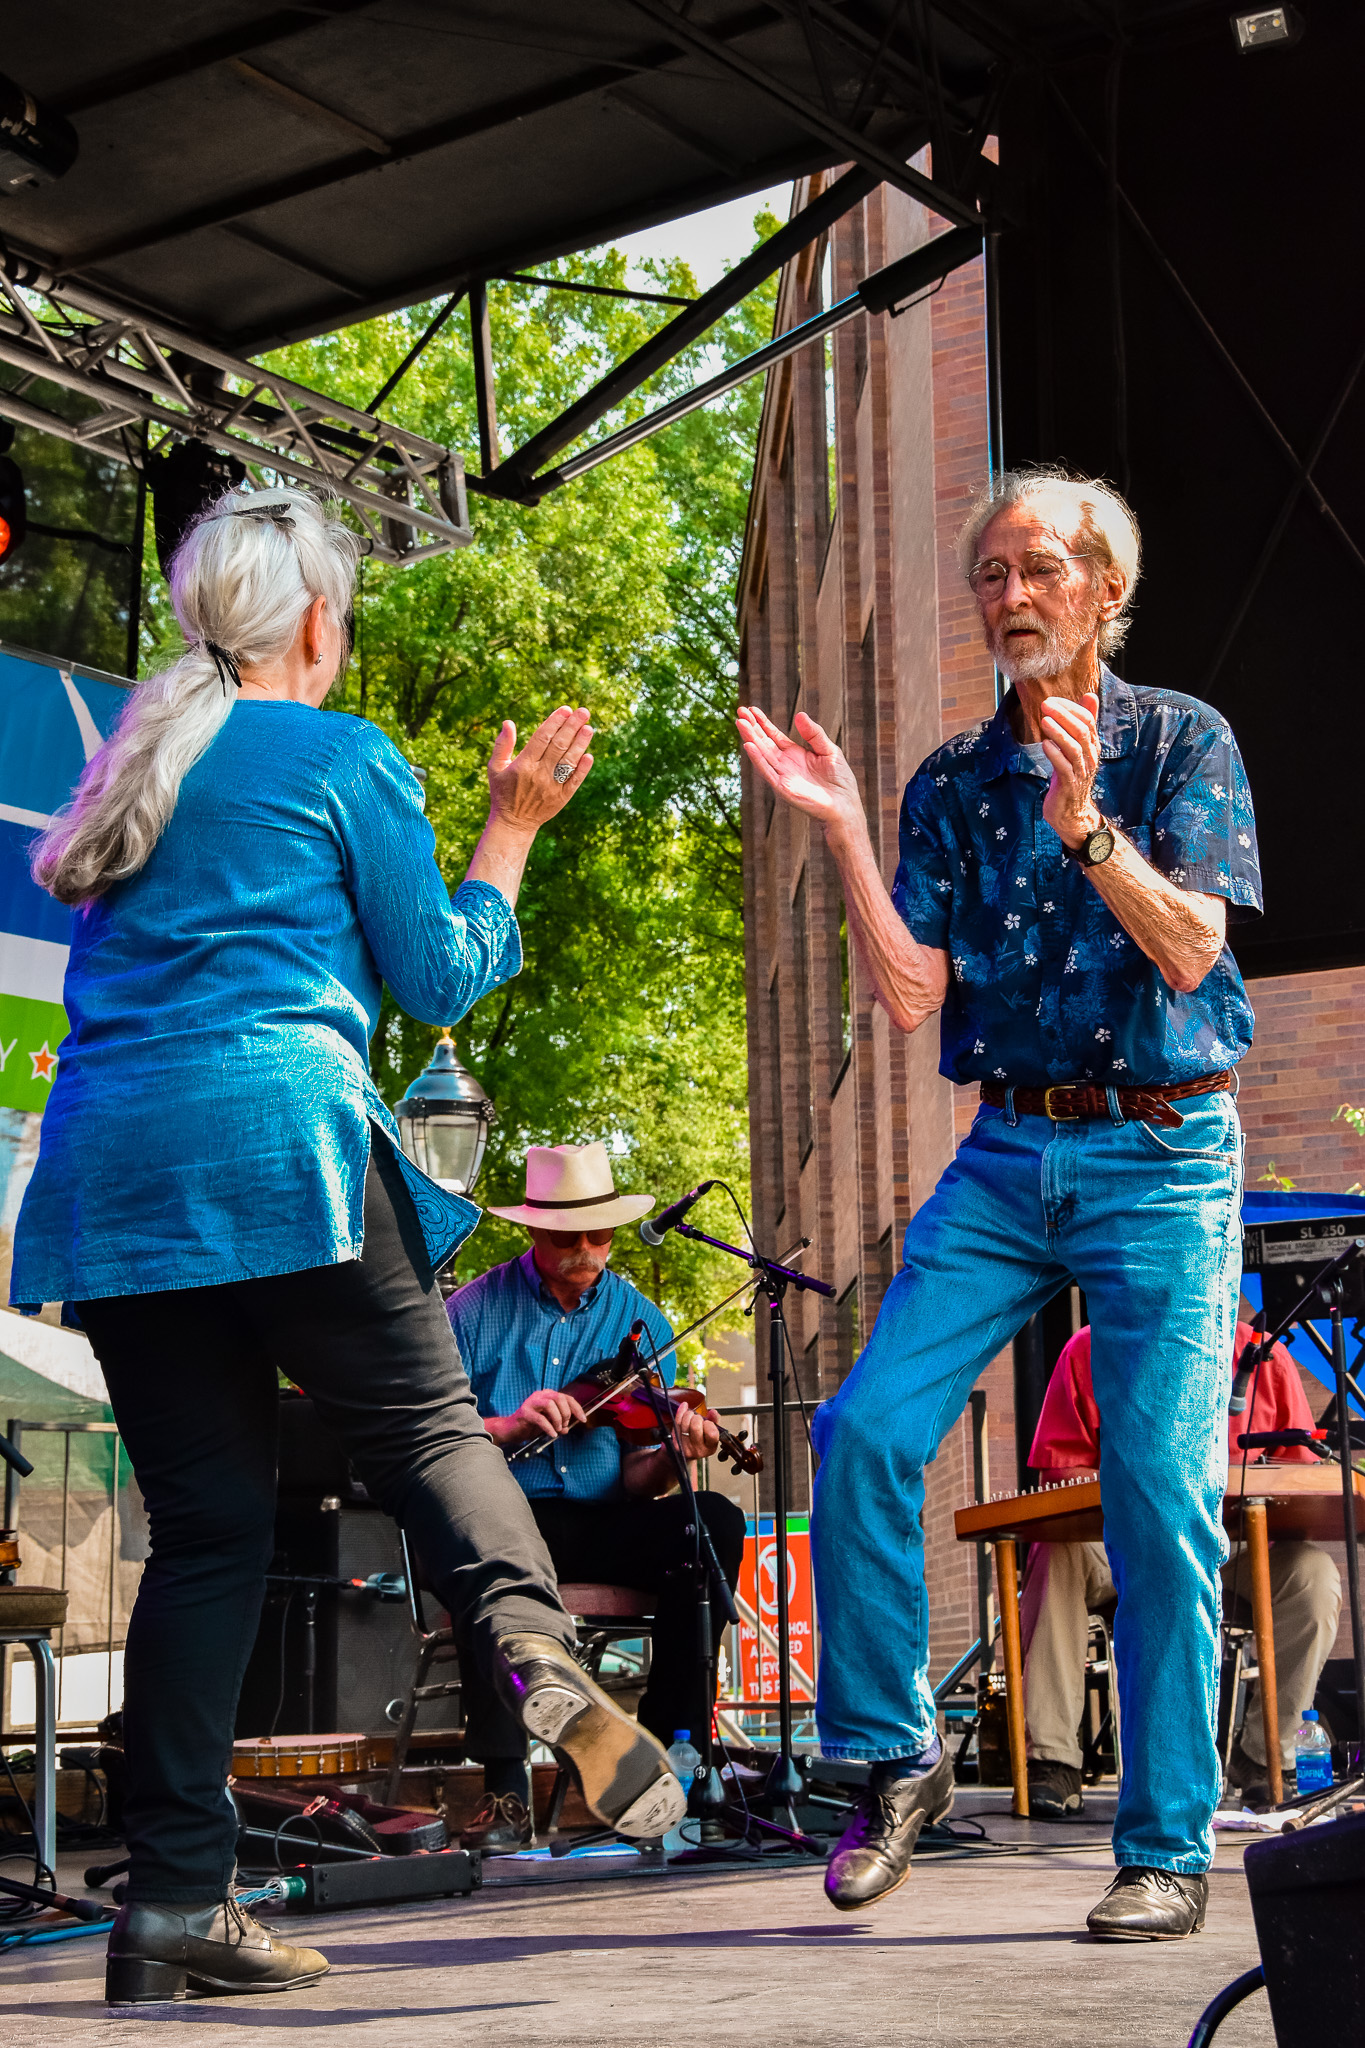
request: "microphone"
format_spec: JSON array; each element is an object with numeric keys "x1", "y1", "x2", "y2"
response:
[
  {"x1": 1229, "y1": 1313, "x2": 1267, "y2": 1416},
  {"x1": 638, "y1": 1179, "x2": 718, "y2": 1248}
]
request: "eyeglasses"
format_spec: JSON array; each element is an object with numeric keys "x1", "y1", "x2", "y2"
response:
[
  {"x1": 540, "y1": 1227, "x2": 615, "y2": 1249},
  {"x1": 967, "y1": 551, "x2": 1094, "y2": 599}
]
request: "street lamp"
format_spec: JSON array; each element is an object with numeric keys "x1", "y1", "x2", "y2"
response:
[{"x1": 394, "y1": 1030, "x2": 495, "y2": 1196}]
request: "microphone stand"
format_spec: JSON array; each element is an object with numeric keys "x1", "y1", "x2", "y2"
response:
[
  {"x1": 621, "y1": 1332, "x2": 739, "y2": 1848},
  {"x1": 669, "y1": 1219, "x2": 834, "y2": 1826}
]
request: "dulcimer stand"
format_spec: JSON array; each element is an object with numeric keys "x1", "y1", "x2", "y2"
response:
[{"x1": 671, "y1": 1218, "x2": 835, "y2": 1828}]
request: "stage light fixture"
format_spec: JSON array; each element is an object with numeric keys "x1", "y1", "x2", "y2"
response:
[
  {"x1": 148, "y1": 438, "x2": 247, "y2": 575},
  {"x1": 0, "y1": 74, "x2": 78, "y2": 192},
  {"x1": 1230, "y1": 8, "x2": 1305, "y2": 53},
  {"x1": 0, "y1": 423, "x2": 26, "y2": 567}
]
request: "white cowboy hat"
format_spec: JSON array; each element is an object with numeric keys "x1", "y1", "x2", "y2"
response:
[{"x1": 485, "y1": 1142, "x2": 655, "y2": 1231}]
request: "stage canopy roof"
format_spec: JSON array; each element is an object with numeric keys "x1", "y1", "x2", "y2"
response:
[{"x1": 5, "y1": 1, "x2": 1217, "y2": 353}]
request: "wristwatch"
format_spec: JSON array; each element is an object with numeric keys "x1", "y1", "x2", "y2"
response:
[{"x1": 1064, "y1": 817, "x2": 1117, "y2": 868}]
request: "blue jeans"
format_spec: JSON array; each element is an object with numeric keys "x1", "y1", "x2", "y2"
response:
[{"x1": 810, "y1": 1089, "x2": 1243, "y2": 1873}]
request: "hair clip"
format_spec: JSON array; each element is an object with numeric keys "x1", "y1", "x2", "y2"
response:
[{"x1": 203, "y1": 640, "x2": 242, "y2": 693}]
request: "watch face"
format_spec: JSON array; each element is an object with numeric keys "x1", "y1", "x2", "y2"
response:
[{"x1": 1087, "y1": 827, "x2": 1116, "y2": 865}]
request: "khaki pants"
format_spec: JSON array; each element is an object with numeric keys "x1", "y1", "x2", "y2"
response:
[{"x1": 1021, "y1": 1538, "x2": 1341, "y2": 1772}]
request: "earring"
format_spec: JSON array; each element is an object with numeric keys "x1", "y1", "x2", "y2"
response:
[{"x1": 313, "y1": 654, "x2": 323, "y2": 665}]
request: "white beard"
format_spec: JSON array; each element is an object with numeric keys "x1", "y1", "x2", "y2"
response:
[{"x1": 988, "y1": 601, "x2": 1100, "y2": 682}]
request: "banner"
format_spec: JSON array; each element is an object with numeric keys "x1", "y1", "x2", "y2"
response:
[
  {"x1": 0, "y1": 641, "x2": 128, "y2": 1111},
  {"x1": 735, "y1": 1513, "x2": 816, "y2": 1704}
]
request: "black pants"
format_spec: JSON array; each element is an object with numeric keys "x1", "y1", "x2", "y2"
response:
[
  {"x1": 78, "y1": 1140, "x2": 574, "y2": 1905},
  {"x1": 462, "y1": 1491, "x2": 746, "y2": 1759}
]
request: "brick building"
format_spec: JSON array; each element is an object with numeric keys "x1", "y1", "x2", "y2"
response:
[{"x1": 737, "y1": 167, "x2": 1365, "y2": 1683}]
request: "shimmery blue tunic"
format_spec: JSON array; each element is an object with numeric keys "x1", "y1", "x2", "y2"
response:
[{"x1": 10, "y1": 700, "x2": 520, "y2": 1305}]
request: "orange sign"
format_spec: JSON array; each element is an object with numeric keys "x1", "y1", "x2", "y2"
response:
[{"x1": 735, "y1": 1514, "x2": 816, "y2": 1703}]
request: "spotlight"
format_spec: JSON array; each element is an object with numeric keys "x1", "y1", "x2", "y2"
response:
[
  {"x1": 1230, "y1": 8, "x2": 1305, "y2": 53},
  {"x1": 0, "y1": 74, "x2": 78, "y2": 193},
  {"x1": 0, "y1": 421, "x2": 25, "y2": 567},
  {"x1": 148, "y1": 438, "x2": 246, "y2": 574}
]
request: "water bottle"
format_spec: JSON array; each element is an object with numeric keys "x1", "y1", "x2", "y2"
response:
[
  {"x1": 662, "y1": 1730, "x2": 702, "y2": 1854},
  {"x1": 1294, "y1": 1709, "x2": 1333, "y2": 1794}
]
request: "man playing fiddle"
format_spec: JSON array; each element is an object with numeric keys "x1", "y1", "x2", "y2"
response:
[{"x1": 447, "y1": 1142, "x2": 745, "y2": 1850}]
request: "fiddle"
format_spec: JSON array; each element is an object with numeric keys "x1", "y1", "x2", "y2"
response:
[{"x1": 510, "y1": 1321, "x2": 763, "y2": 1477}]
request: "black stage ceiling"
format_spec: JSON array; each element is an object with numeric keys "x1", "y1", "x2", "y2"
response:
[{"x1": 6, "y1": 1, "x2": 1214, "y2": 354}]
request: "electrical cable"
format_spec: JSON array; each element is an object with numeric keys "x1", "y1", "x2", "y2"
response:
[
  {"x1": 265, "y1": 1587, "x2": 294, "y2": 1738},
  {"x1": 0, "y1": 1748, "x2": 52, "y2": 1919}
]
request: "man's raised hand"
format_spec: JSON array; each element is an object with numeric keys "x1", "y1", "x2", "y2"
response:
[
  {"x1": 736, "y1": 705, "x2": 866, "y2": 839},
  {"x1": 1039, "y1": 689, "x2": 1102, "y2": 851}
]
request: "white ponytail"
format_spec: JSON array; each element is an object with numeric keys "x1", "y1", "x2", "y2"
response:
[{"x1": 32, "y1": 486, "x2": 362, "y2": 905}]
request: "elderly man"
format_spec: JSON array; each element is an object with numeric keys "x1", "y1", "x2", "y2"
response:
[
  {"x1": 738, "y1": 465, "x2": 1261, "y2": 1939},
  {"x1": 447, "y1": 1143, "x2": 745, "y2": 1851}
]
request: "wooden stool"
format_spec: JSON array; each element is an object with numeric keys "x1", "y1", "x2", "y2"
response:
[{"x1": 0, "y1": 1585, "x2": 69, "y2": 1873}]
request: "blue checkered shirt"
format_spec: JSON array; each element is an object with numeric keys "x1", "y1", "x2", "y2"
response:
[{"x1": 447, "y1": 1251, "x2": 677, "y2": 1500}]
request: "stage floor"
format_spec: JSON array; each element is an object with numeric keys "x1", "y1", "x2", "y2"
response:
[{"x1": 7, "y1": 1792, "x2": 1273, "y2": 2046}]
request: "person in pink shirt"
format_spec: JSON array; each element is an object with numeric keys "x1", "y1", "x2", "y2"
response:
[{"x1": 1021, "y1": 1320, "x2": 1340, "y2": 1814}]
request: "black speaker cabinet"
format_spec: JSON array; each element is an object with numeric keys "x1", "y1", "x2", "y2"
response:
[
  {"x1": 1244, "y1": 1810, "x2": 1365, "y2": 2048},
  {"x1": 236, "y1": 1500, "x2": 433, "y2": 1741}
]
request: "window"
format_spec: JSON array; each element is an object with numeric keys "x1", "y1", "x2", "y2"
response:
[
  {"x1": 831, "y1": 903, "x2": 852, "y2": 1096},
  {"x1": 768, "y1": 967, "x2": 785, "y2": 1228},
  {"x1": 837, "y1": 1279, "x2": 860, "y2": 1385},
  {"x1": 858, "y1": 615, "x2": 880, "y2": 868},
  {"x1": 791, "y1": 869, "x2": 815, "y2": 1163},
  {"x1": 820, "y1": 237, "x2": 837, "y2": 531}
]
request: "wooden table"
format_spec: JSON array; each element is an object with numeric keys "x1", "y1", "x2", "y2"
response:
[{"x1": 955, "y1": 1461, "x2": 1365, "y2": 1816}]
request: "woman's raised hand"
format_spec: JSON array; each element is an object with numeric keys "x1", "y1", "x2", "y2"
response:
[
  {"x1": 487, "y1": 706, "x2": 593, "y2": 834},
  {"x1": 736, "y1": 705, "x2": 866, "y2": 839}
]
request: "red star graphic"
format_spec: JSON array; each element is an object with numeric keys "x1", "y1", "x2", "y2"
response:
[{"x1": 29, "y1": 1042, "x2": 57, "y2": 1083}]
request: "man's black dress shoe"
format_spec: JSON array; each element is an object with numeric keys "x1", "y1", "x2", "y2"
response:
[
  {"x1": 1086, "y1": 1867, "x2": 1208, "y2": 1941},
  {"x1": 824, "y1": 1743, "x2": 955, "y2": 1911},
  {"x1": 105, "y1": 1897, "x2": 329, "y2": 2003},
  {"x1": 493, "y1": 1632, "x2": 685, "y2": 1839},
  {"x1": 460, "y1": 1791, "x2": 534, "y2": 1853},
  {"x1": 1027, "y1": 1758, "x2": 1083, "y2": 1817}
]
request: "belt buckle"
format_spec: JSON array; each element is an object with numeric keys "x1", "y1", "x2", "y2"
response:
[{"x1": 1043, "y1": 1085, "x2": 1080, "y2": 1122}]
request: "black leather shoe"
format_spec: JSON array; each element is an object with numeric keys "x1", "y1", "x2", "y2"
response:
[
  {"x1": 1086, "y1": 1867, "x2": 1209, "y2": 1941},
  {"x1": 460, "y1": 1791, "x2": 534, "y2": 1853},
  {"x1": 106, "y1": 1897, "x2": 329, "y2": 2004},
  {"x1": 493, "y1": 1633, "x2": 685, "y2": 1840},
  {"x1": 824, "y1": 1744, "x2": 955, "y2": 1911},
  {"x1": 1027, "y1": 1758, "x2": 1084, "y2": 1818}
]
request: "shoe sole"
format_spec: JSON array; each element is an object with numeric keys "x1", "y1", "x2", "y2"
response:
[
  {"x1": 521, "y1": 1680, "x2": 686, "y2": 1840},
  {"x1": 825, "y1": 1779, "x2": 956, "y2": 1913},
  {"x1": 107, "y1": 1962, "x2": 328, "y2": 2003},
  {"x1": 1086, "y1": 1924, "x2": 1203, "y2": 1942}
]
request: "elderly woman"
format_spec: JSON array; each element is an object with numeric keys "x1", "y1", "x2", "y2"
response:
[{"x1": 13, "y1": 489, "x2": 683, "y2": 2005}]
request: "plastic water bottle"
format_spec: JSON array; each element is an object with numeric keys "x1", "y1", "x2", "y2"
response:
[
  {"x1": 662, "y1": 1730, "x2": 702, "y2": 1854},
  {"x1": 1294, "y1": 1709, "x2": 1333, "y2": 1794}
]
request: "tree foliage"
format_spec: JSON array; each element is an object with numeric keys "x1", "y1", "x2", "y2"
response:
[{"x1": 141, "y1": 226, "x2": 777, "y2": 1366}]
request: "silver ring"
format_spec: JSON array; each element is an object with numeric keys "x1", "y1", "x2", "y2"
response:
[{"x1": 553, "y1": 758, "x2": 575, "y2": 784}]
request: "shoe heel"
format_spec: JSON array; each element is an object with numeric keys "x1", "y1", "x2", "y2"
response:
[{"x1": 106, "y1": 1956, "x2": 188, "y2": 2004}]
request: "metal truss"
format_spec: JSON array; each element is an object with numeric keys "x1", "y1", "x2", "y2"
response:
[{"x1": 0, "y1": 253, "x2": 471, "y2": 564}]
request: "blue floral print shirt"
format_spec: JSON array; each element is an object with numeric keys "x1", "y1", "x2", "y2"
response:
[{"x1": 891, "y1": 670, "x2": 1261, "y2": 1088}]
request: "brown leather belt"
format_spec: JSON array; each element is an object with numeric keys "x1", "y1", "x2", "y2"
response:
[{"x1": 979, "y1": 1070, "x2": 1234, "y2": 1130}]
